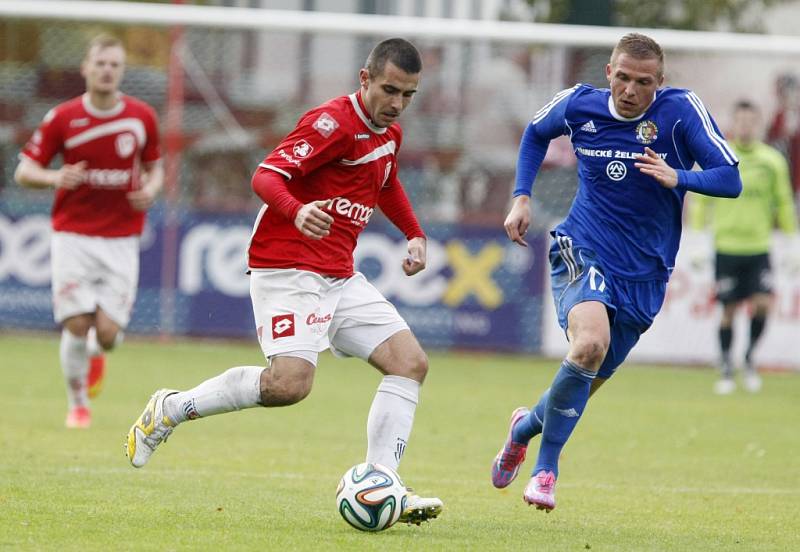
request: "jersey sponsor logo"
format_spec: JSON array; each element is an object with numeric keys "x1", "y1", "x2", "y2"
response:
[
  {"x1": 278, "y1": 148, "x2": 302, "y2": 167},
  {"x1": 115, "y1": 132, "x2": 136, "y2": 158},
  {"x1": 271, "y1": 314, "x2": 295, "y2": 339},
  {"x1": 606, "y1": 160, "x2": 627, "y2": 181},
  {"x1": 322, "y1": 196, "x2": 374, "y2": 227},
  {"x1": 85, "y1": 168, "x2": 132, "y2": 188},
  {"x1": 355, "y1": 133, "x2": 370, "y2": 140},
  {"x1": 306, "y1": 310, "x2": 332, "y2": 336},
  {"x1": 312, "y1": 112, "x2": 339, "y2": 138},
  {"x1": 580, "y1": 120, "x2": 597, "y2": 133},
  {"x1": 292, "y1": 139, "x2": 313, "y2": 158},
  {"x1": 635, "y1": 120, "x2": 658, "y2": 144},
  {"x1": 577, "y1": 146, "x2": 667, "y2": 161},
  {"x1": 306, "y1": 311, "x2": 332, "y2": 326},
  {"x1": 69, "y1": 118, "x2": 90, "y2": 128}
]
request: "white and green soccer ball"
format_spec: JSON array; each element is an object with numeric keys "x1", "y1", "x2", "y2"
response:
[{"x1": 335, "y1": 462, "x2": 407, "y2": 531}]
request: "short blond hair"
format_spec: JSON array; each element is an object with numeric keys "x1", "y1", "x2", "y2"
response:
[
  {"x1": 84, "y1": 34, "x2": 124, "y2": 59},
  {"x1": 611, "y1": 33, "x2": 664, "y2": 76}
]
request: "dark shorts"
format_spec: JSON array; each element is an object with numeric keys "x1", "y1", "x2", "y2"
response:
[
  {"x1": 714, "y1": 253, "x2": 772, "y2": 304},
  {"x1": 549, "y1": 234, "x2": 667, "y2": 379}
]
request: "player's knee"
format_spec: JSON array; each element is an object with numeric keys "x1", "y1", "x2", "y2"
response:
[
  {"x1": 569, "y1": 335, "x2": 608, "y2": 369},
  {"x1": 260, "y1": 361, "x2": 315, "y2": 406},
  {"x1": 404, "y1": 348, "x2": 429, "y2": 382},
  {"x1": 96, "y1": 328, "x2": 118, "y2": 350}
]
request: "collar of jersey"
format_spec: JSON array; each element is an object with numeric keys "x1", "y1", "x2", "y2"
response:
[
  {"x1": 349, "y1": 92, "x2": 387, "y2": 135},
  {"x1": 606, "y1": 91, "x2": 657, "y2": 122},
  {"x1": 82, "y1": 93, "x2": 125, "y2": 118}
]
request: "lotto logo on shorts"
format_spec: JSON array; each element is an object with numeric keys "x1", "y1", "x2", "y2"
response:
[
  {"x1": 271, "y1": 314, "x2": 295, "y2": 339},
  {"x1": 312, "y1": 112, "x2": 339, "y2": 138}
]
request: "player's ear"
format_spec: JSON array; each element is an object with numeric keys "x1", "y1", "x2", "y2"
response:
[
  {"x1": 605, "y1": 63, "x2": 612, "y2": 82},
  {"x1": 359, "y1": 68, "x2": 370, "y2": 90}
]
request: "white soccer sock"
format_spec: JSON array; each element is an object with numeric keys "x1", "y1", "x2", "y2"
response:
[
  {"x1": 86, "y1": 326, "x2": 101, "y2": 356},
  {"x1": 366, "y1": 375, "x2": 420, "y2": 472},
  {"x1": 60, "y1": 329, "x2": 89, "y2": 409},
  {"x1": 164, "y1": 365, "x2": 264, "y2": 424}
]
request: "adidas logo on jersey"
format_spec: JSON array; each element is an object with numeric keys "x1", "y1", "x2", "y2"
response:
[{"x1": 580, "y1": 120, "x2": 597, "y2": 133}]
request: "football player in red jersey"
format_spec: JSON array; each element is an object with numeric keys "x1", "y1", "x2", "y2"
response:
[
  {"x1": 126, "y1": 38, "x2": 442, "y2": 525},
  {"x1": 15, "y1": 34, "x2": 163, "y2": 429}
]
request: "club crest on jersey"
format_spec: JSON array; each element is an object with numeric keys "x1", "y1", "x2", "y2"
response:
[
  {"x1": 271, "y1": 314, "x2": 295, "y2": 339},
  {"x1": 606, "y1": 160, "x2": 627, "y2": 181},
  {"x1": 312, "y1": 112, "x2": 339, "y2": 138},
  {"x1": 115, "y1": 132, "x2": 136, "y2": 158},
  {"x1": 635, "y1": 120, "x2": 658, "y2": 144},
  {"x1": 293, "y1": 139, "x2": 313, "y2": 158}
]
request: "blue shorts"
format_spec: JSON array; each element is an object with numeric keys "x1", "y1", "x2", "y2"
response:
[{"x1": 549, "y1": 234, "x2": 667, "y2": 379}]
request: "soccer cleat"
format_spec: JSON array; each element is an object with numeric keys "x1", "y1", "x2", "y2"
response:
[
  {"x1": 398, "y1": 488, "x2": 443, "y2": 525},
  {"x1": 126, "y1": 389, "x2": 178, "y2": 468},
  {"x1": 65, "y1": 406, "x2": 91, "y2": 429},
  {"x1": 87, "y1": 353, "x2": 106, "y2": 399},
  {"x1": 742, "y1": 371, "x2": 762, "y2": 393},
  {"x1": 491, "y1": 407, "x2": 530, "y2": 488},
  {"x1": 713, "y1": 378, "x2": 736, "y2": 395},
  {"x1": 523, "y1": 470, "x2": 557, "y2": 512}
]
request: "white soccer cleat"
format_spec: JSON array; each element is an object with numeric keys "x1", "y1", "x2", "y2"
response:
[
  {"x1": 713, "y1": 378, "x2": 736, "y2": 395},
  {"x1": 398, "y1": 488, "x2": 443, "y2": 525},
  {"x1": 742, "y1": 372, "x2": 762, "y2": 393},
  {"x1": 126, "y1": 389, "x2": 178, "y2": 468}
]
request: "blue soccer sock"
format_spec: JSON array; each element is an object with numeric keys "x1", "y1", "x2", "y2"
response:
[
  {"x1": 511, "y1": 388, "x2": 549, "y2": 444},
  {"x1": 533, "y1": 359, "x2": 595, "y2": 478}
]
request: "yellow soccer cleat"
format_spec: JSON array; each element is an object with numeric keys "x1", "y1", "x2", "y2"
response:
[
  {"x1": 398, "y1": 488, "x2": 443, "y2": 525},
  {"x1": 126, "y1": 389, "x2": 178, "y2": 468}
]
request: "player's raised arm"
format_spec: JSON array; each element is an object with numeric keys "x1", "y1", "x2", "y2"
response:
[{"x1": 660, "y1": 92, "x2": 742, "y2": 198}]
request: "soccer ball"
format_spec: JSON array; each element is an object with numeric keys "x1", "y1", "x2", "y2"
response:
[{"x1": 335, "y1": 462, "x2": 407, "y2": 531}]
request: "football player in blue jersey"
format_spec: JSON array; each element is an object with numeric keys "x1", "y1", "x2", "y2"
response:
[{"x1": 490, "y1": 33, "x2": 742, "y2": 511}]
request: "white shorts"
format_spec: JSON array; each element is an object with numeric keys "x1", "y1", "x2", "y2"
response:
[
  {"x1": 51, "y1": 232, "x2": 140, "y2": 327},
  {"x1": 250, "y1": 269, "x2": 409, "y2": 365}
]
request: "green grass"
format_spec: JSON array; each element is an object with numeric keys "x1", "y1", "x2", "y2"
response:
[{"x1": 1, "y1": 333, "x2": 798, "y2": 551}]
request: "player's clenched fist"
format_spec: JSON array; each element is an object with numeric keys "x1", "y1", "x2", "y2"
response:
[
  {"x1": 54, "y1": 160, "x2": 88, "y2": 189},
  {"x1": 294, "y1": 199, "x2": 334, "y2": 240}
]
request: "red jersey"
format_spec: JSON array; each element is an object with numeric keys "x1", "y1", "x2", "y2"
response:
[
  {"x1": 249, "y1": 92, "x2": 421, "y2": 277},
  {"x1": 21, "y1": 93, "x2": 161, "y2": 237}
]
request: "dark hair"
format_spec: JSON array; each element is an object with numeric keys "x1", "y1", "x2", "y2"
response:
[
  {"x1": 734, "y1": 99, "x2": 757, "y2": 112},
  {"x1": 365, "y1": 38, "x2": 422, "y2": 78},
  {"x1": 611, "y1": 32, "x2": 664, "y2": 76}
]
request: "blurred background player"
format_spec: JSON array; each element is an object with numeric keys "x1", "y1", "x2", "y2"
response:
[
  {"x1": 492, "y1": 33, "x2": 742, "y2": 512},
  {"x1": 690, "y1": 100, "x2": 799, "y2": 395},
  {"x1": 125, "y1": 38, "x2": 442, "y2": 525},
  {"x1": 14, "y1": 34, "x2": 163, "y2": 428}
]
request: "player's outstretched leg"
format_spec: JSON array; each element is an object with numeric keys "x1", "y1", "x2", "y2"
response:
[
  {"x1": 523, "y1": 360, "x2": 596, "y2": 511},
  {"x1": 126, "y1": 365, "x2": 265, "y2": 467},
  {"x1": 491, "y1": 388, "x2": 550, "y2": 487}
]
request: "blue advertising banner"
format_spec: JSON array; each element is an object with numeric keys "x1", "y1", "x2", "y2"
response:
[{"x1": 0, "y1": 203, "x2": 545, "y2": 353}]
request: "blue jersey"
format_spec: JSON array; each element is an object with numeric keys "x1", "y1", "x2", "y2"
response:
[{"x1": 516, "y1": 84, "x2": 741, "y2": 281}]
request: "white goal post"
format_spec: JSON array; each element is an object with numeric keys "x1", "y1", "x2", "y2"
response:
[{"x1": 3, "y1": 0, "x2": 800, "y2": 54}]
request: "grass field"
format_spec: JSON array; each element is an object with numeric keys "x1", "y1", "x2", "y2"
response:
[{"x1": 1, "y1": 333, "x2": 799, "y2": 551}]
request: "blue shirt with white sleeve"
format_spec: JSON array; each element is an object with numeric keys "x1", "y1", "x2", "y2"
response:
[{"x1": 515, "y1": 84, "x2": 742, "y2": 281}]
